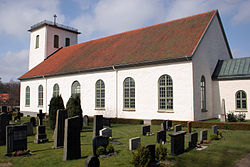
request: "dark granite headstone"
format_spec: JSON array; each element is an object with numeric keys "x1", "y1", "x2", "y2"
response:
[
  {"x1": 174, "y1": 124, "x2": 182, "y2": 132},
  {"x1": 200, "y1": 130, "x2": 208, "y2": 143},
  {"x1": 34, "y1": 125, "x2": 48, "y2": 143},
  {"x1": 129, "y1": 137, "x2": 140, "y2": 150},
  {"x1": 100, "y1": 128, "x2": 112, "y2": 138},
  {"x1": 22, "y1": 122, "x2": 33, "y2": 136},
  {"x1": 92, "y1": 136, "x2": 109, "y2": 156},
  {"x1": 37, "y1": 110, "x2": 45, "y2": 125},
  {"x1": 93, "y1": 115, "x2": 103, "y2": 137},
  {"x1": 0, "y1": 113, "x2": 9, "y2": 145},
  {"x1": 83, "y1": 115, "x2": 89, "y2": 126},
  {"x1": 212, "y1": 125, "x2": 218, "y2": 135},
  {"x1": 167, "y1": 120, "x2": 172, "y2": 129},
  {"x1": 63, "y1": 116, "x2": 81, "y2": 161},
  {"x1": 188, "y1": 132, "x2": 198, "y2": 148},
  {"x1": 30, "y1": 117, "x2": 36, "y2": 126},
  {"x1": 146, "y1": 144, "x2": 155, "y2": 162},
  {"x1": 14, "y1": 111, "x2": 22, "y2": 121},
  {"x1": 84, "y1": 156, "x2": 100, "y2": 167},
  {"x1": 54, "y1": 109, "x2": 68, "y2": 148},
  {"x1": 157, "y1": 130, "x2": 166, "y2": 144},
  {"x1": 103, "y1": 118, "x2": 111, "y2": 127},
  {"x1": 161, "y1": 121, "x2": 167, "y2": 131},
  {"x1": 6, "y1": 125, "x2": 27, "y2": 156},
  {"x1": 168, "y1": 131, "x2": 186, "y2": 156},
  {"x1": 142, "y1": 125, "x2": 150, "y2": 136},
  {"x1": 187, "y1": 121, "x2": 192, "y2": 133}
]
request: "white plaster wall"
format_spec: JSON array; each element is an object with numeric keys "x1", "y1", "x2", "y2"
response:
[
  {"x1": 192, "y1": 14, "x2": 231, "y2": 120},
  {"x1": 20, "y1": 61, "x2": 194, "y2": 121},
  {"x1": 217, "y1": 80, "x2": 250, "y2": 120},
  {"x1": 29, "y1": 27, "x2": 46, "y2": 70}
]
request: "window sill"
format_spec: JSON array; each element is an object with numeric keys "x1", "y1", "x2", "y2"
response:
[
  {"x1": 157, "y1": 110, "x2": 174, "y2": 113},
  {"x1": 95, "y1": 108, "x2": 105, "y2": 111},
  {"x1": 123, "y1": 109, "x2": 136, "y2": 112},
  {"x1": 25, "y1": 105, "x2": 30, "y2": 107},
  {"x1": 201, "y1": 109, "x2": 208, "y2": 112},
  {"x1": 235, "y1": 110, "x2": 248, "y2": 112},
  {"x1": 38, "y1": 105, "x2": 43, "y2": 108}
]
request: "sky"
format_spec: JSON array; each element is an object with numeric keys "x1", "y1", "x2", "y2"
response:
[{"x1": 0, "y1": 0, "x2": 250, "y2": 82}]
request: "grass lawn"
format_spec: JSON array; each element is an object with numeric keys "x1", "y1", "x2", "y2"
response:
[{"x1": 1, "y1": 117, "x2": 250, "y2": 167}]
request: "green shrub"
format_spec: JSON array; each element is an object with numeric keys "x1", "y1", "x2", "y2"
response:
[
  {"x1": 96, "y1": 146, "x2": 106, "y2": 156},
  {"x1": 48, "y1": 95, "x2": 65, "y2": 130},
  {"x1": 236, "y1": 113, "x2": 246, "y2": 122},
  {"x1": 131, "y1": 145, "x2": 151, "y2": 167},
  {"x1": 210, "y1": 133, "x2": 219, "y2": 140},
  {"x1": 66, "y1": 96, "x2": 83, "y2": 130},
  {"x1": 227, "y1": 113, "x2": 237, "y2": 122},
  {"x1": 106, "y1": 144, "x2": 114, "y2": 154},
  {"x1": 155, "y1": 144, "x2": 167, "y2": 161}
]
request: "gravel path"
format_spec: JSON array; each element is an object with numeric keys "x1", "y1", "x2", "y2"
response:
[{"x1": 233, "y1": 153, "x2": 250, "y2": 167}]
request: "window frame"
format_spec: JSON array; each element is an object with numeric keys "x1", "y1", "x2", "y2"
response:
[
  {"x1": 95, "y1": 79, "x2": 105, "y2": 109},
  {"x1": 200, "y1": 75, "x2": 207, "y2": 112},
  {"x1": 158, "y1": 74, "x2": 173, "y2": 111},
  {"x1": 35, "y1": 35, "x2": 39, "y2": 49},
  {"x1": 71, "y1": 81, "x2": 80, "y2": 97},
  {"x1": 65, "y1": 38, "x2": 70, "y2": 47},
  {"x1": 54, "y1": 35, "x2": 59, "y2": 48},
  {"x1": 53, "y1": 83, "x2": 60, "y2": 97},
  {"x1": 123, "y1": 77, "x2": 135, "y2": 110},
  {"x1": 236, "y1": 90, "x2": 247, "y2": 110},
  {"x1": 38, "y1": 85, "x2": 43, "y2": 106},
  {"x1": 25, "y1": 86, "x2": 30, "y2": 107}
]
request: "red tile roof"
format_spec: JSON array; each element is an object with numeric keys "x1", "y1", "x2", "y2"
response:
[{"x1": 20, "y1": 10, "x2": 217, "y2": 80}]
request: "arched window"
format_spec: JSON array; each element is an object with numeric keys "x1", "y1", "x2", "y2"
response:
[
  {"x1": 201, "y1": 76, "x2": 206, "y2": 111},
  {"x1": 96, "y1": 80, "x2": 105, "y2": 108},
  {"x1": 71, "y1": 81, "x2": 80, "y2": 97},
  {"x1": 54, "y1": 35, "x2": 59, "y2": 48},
  {"x1": 158, "y1": 74, "x2": 173, "y2": 110},
  {"x1": 65, "y1": 38, "x2": 70, "y2": 47},
  {"x1": 53, "y1": 84, "x2": 59, "y2": 97},
  {"x1": 236, "y1": 90, "x2": 247, "y2": 110},
  {"x1": 25, "y1": 86, "x2": 30, "y2": 106},
  {"x1": 38, "y1": 85, "x2": 43, "y2": 106},
  {"x1": 123, "y1": 77, "x2": 135, "y2": 109},
  {"x1": 35, "y1": 35, "x2": 39, "y2": 48}
]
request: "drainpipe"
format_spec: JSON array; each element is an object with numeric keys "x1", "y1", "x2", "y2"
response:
[{"x1": 112, "y1": 66, "x2": 118, "y2": 118}]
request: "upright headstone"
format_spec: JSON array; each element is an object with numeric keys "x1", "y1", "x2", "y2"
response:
[
  {"x1": 84, "y1": 156, "x2": 100, "y2": 167},
  {"x1": 6, "y1": 125, "x2": 27, "y2": 156},
  {"x1": 103, "y1": 118, "x2": 111, "y2": 127},
  {"x1": 93, "y1": 115, "x2": 103, "y2": 137},
  {"x1": 14, "y1": 111, "x2": 22, "y2": 121},
  {"x1": 142, "y1": 125, "x2": 150, "y2": 136},
  {"x1": 167, "y1": 120, "x2": 172, "y2": 130},
  {"x1": 146, "y1": 144, "x2": 155, "y2": 162},
  {"x1": 63, "y1": 116, "x2": 81, "y2": 161},
  {"x1": 100, "y1": 128, "x2": 112, "y2": 138},
  {"x1": 157, "y1": 130, "x2": 166, "y2": 144},
  {"x1": 161, "y1": 121, "x2": 167, "y2": 131},
  {"x1": 0, "y1": 113, "x2": 9, "y2": 145},
  {"x1": 37, "y1": 110, "x2": 45, "y2": 125},
  {"x1": 129, "y1": 137, "x2": 140, "y2": 150},
  {"x1": 30, "y1": 117, "x2": 36, "y2": 126},
  {"x1": 22, "y1": 122, "x2": 33, "y2": 136},
  {"x1": 83, "y1": 115, "x2": 89, "y2": 126},
  {"x1": 200, "y1": 130, "x2": 208, "y2": 143},
  {"x1": 220, "y1": 99, "x2": 226, "y2": 122},
  {"x1": 34, "y1": 110, "x2": 48, "y2": 144},
  {"x1": 92, "y1": 136, "x2": 109, "y2": 156},
  {"x1": 54, "y1": 109, "x2": 68, "y2": 148},
  {"x1": 212, "y1": 125, "x2": 218, "y2": 135},
  {"x1": 174, "y1": 124, "x2": 182, "y2": 132},
  {"x1": 187, "y1": 121, "x2": 192, "y2": 133},
  {"x1": 188, "y1": 132, "x2": 198, "y2": 148},
  {"x1": 169, "y1": 131, "x2": 186, "y2": 156}
]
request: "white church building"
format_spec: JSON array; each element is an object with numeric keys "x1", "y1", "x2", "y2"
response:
[{"x1": 19, "y1": 10, "x2": 250, "y2": 121}]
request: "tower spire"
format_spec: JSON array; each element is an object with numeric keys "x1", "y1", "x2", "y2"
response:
[{"x1": 53, "y1": 14, "x2": 57, "y2": 25}]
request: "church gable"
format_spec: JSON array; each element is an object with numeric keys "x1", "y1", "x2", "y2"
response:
[{"x1": 19, "y1": 10, "x2": 217, "y2": 80}]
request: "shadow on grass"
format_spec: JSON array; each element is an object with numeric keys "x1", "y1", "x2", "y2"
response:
[{"x1": 32, "y1": 148, "x2": 53, "y2": 153}]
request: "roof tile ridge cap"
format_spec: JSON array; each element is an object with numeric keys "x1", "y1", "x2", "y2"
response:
[
  {"x1": 76, "y1": 10, "x2": 218, "y2": 46},
  {"x1": 190, "y1": 9, "x2": 217, "y2": 57}
]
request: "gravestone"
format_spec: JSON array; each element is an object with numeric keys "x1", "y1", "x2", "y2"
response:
[
  {"x1": 168, "y1": 131, "x2": 186, "y2": 156},
  {"x1": 30, "y1": 117, "x2": 36, "y2": 126},
  {"x1": 157, "y1": 130, "x2": 166, "y2": 144},
  {"x1": 142, "y1": 125, "x2": 150, "y2": 136},
  {"x1": 63, "y1": 116, "x2": 81, "y2": 161},
  {"x1": 212, "y1": 125, "x2": 218, "y2": 135},
  {"x1": 93, "y1": 115, "x2": 103, "y2": 137},
  {"x1": 100, "y1": 128, "x2": 112, "y2": 138},
  {"x1": 200, "y1": 130, "x2": 208, "y2": 143},
  {"x1": 161, "y1": 121, "x2": 167, "y2": 131},
  {"x1": 34, "y1": 110, "x2": 48, "y2": 144},
  {"x1": 37, "y1": 110, "x2": 45, "y2": 125},
  {"x1": 0, "y1": 113, "x2": 9, "y2": 145},
  {"x1": 187, "y1": 121, "x2": 192, "y2": 133},
  {"x1": 14, "y1": 111, "x2": 22, "y2": 121},
  {"x1": 103, "y1": 118, "x2": 111, "y2": 127},
  {"x1": 83, "y1": 115, "x2": 89, "y2": 126},
  {"x1": 129, "y1": 137, "x2": 140, "y2": 150},
  {"x1": 167, "y1": 120, "x2": 172, "y2": 130},
  {"x1": 92, "y1": 136, "x2": 109, "y2": 156},
  {"x1": 54, "y1": 109, "x2": 68, "y2": 148},
  {"x1": 174, "y1": 124, "x2": 182, "y2": 132},
  {"x1": 5, "y1": 125, "x2": 27, "y2": 156},
  {"x1": 188, "y1": 132, "x2": 198, "y2": 148},
  {"x1": 146, "y1": 144, "x2": 155, "y2": 162},
  {"x1": 84, "y1": 156, "x2": 100, "y2": 167},
  {"x1": 220, "y1": 99, "x2": 226, "y2": 122},
  {"x1": 22, "y1": 122, "x2": 33, "y2": 136}
]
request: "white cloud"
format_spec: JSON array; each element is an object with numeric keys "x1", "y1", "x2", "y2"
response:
[{"x1": 0, "y1": 49, "x2": 29, "y2": 82}]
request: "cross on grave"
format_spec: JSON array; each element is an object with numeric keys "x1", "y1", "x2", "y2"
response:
[{"x1": 37, "y1": 110, "x2": 45, "y2": 125}]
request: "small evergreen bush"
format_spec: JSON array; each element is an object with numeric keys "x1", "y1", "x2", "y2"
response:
[
  {"x1": 155, "y1": 144, "x2": 167, "y2": 161},
  {"x1": 131, "y1": 145, "x2": 151, "y2": 167},
  {"x1": 236, "y1": 113, "x2": 246, "y2": 122},
  {"x1": 106, "y1": 144, "x2": 114, "y2": 154},
  {"x1": 96, "y1": 146, "x2": 106, "y2": 156},
  {"x1": 66, "y1": 96, "x2": 83, "y2": 130},
  {"x1": 210, "y1": 133, "x2": 219, "y2": 140},
  {"x1": 48, "y1": 95, "x2": 65, "y2": 130},
  {"x1": 227, "y1": 112, "x2": 237, "y2": 122}
]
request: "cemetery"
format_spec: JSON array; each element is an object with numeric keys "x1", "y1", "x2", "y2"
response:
[{"x1": 0, "y1": 113, "x2": 250, "y2": 167}]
